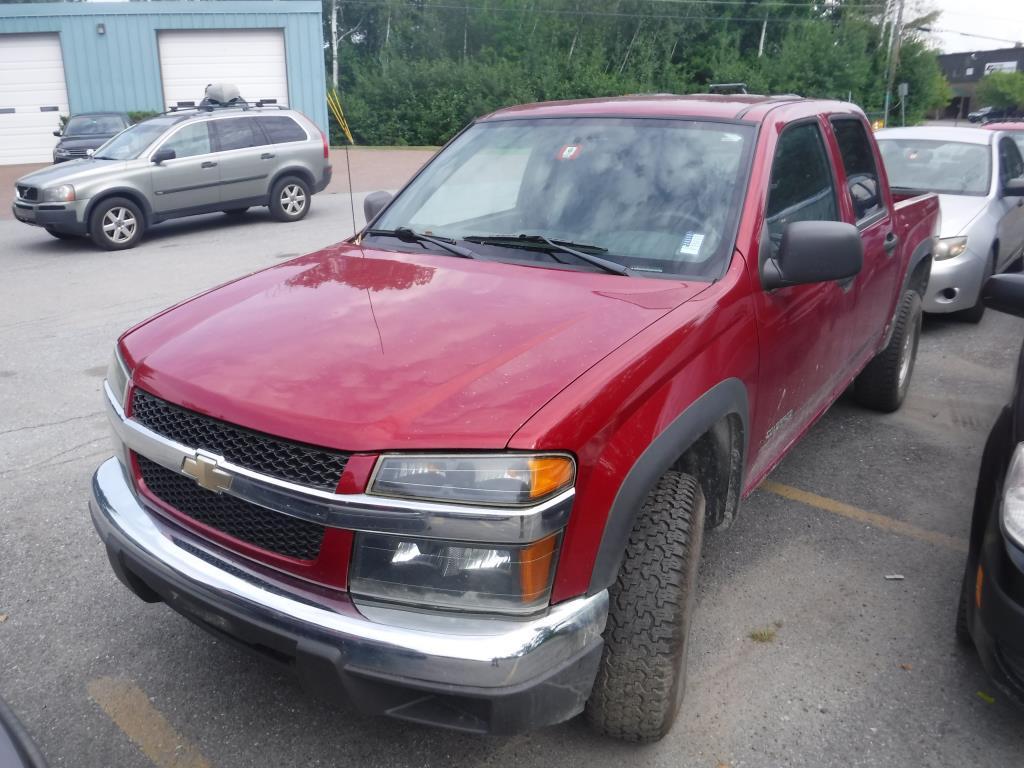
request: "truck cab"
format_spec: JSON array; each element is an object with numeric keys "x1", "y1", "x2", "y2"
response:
[{"x1": 89, "y1": 94, "x2": 940, "y2": 741}]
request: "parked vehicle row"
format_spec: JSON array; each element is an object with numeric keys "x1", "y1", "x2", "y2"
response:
[
  {"x1": 12, "y1": 98, "x2": 331, "y2": 250},
  {"x1": 88, "y1": 93, "x2": 940, "y2": 741}
]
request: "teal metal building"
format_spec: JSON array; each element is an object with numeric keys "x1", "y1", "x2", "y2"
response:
[{"x1": 0, "y1": 1, "x2": 327, "y2": 164}]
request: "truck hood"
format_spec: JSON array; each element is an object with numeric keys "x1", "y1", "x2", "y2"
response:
[
  {"x1": 937, "y1": 193, "x2": 990, "y2": 237},
  {"x1": 56, "y1": 134, "x2": 117, "y2": 151},
  {"x1": 123, "y1": 244, "x2": 706, "y2": 452},
  {"x1": 18, "y1": 157, "x2": 127, "y2": 188}
]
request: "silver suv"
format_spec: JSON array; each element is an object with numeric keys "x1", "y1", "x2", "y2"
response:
[{"x1": 12, "y1": 105, "x2": 332, "y2": 250}]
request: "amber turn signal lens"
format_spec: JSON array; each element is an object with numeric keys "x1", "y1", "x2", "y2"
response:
[
  {"x1": 519, "y1": 534, "x2": 559, "y2": 602},
  {"x1": 528, "y1": 456, "x2": 575, "y2": 499},
  {"x1": 976, "y1": 564, "x2": 984, "y2": 609}
]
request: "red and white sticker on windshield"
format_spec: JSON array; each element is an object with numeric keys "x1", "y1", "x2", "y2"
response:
[{"x1": 556, "y1": 144, "x2": 582, "y2": 160}]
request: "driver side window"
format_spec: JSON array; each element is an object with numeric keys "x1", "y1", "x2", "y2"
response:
[
  {"x1": 765, "y1": 122, "x2": 839, "y2": 256},
  {"x1": 1000, "y1": 137, "x2": 1024, "y2": 185},
  {"x1": 160, "y1": 122, "x2": 212, "y2": 160}
]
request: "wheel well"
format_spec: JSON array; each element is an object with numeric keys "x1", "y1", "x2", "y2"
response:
[
  {"x1": 86, "y1": 190, "x2": 151, "y2": 231},
  {"x1": 907, "y1": 255, "x2": 931, "y2": 298},
  {"x1": 272, "y1": 167, "x2": 315, "y2": 193},
  {"x1": 673, "y1": 413, "x2": 744, "y2": 529}
]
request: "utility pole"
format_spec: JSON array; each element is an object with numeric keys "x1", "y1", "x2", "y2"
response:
[
  {"x1": 883, "y1": 0, "x2": 905, "y2": 127},
  {"x1": 758, "y1": 16, "x2": 767, "y2": 58},
  {"x1": 331, "y1": 0, "x2": 339, "y2": 91}
]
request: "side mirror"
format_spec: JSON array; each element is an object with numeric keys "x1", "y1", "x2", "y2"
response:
[
  {"x1": 983, "y1": 273, "x2": 1024, "y2": 318},
  {"x1": 363, "y1": 191, "x2": 393, "y2": 224},
  {"x1": 53, "y1": 129, "x2": 62, "y2": 137},
  {"x1": 151, "y1": 147, "x2": 176, "y2": 165},
  {"x1": 762, "y1": 220, "x2": 863, "y2": 290},
  {"x1": 1003, "y1": 178, "x2": 1024, "y2": 197}
]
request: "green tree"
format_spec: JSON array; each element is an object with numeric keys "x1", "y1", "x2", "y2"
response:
[{"x1": 976, "y1": 71, "x2": 1024, "y2": 109}]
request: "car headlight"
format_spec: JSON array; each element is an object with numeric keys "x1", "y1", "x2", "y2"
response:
[
  {"x1": 935, "y1": 236, "x2": 968, "y2": 261},
  {"x1": 106, "y1": 347, "x2": 131, "y2": 408},
  {"x1": 54, "y1": 147, "x2": 69, "y2": 155},
  {"x1": 1001, "y1": 443, "x2": 1024, "y2": 551},
  {"x1": 369, "y1": 453, "x2": 575, "y2": 506},
  {"x1": 350, "y1": 532, "x2": 560, "y2": 615},
  {"x1": 41, "y1": 184, "x2": 75, "y2": 202}
]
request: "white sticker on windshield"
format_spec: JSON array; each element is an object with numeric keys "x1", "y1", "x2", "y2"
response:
[
  {"x1": 678, "y1": 232, "x2": 705, "y2": 257},
  {"x1": 721, "y1": 133, "x2": 743, "y2": 142}
]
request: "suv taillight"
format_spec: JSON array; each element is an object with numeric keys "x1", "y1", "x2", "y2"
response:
[{"x1": 320, "y1": 128, "x2": 329, "y2": 159}]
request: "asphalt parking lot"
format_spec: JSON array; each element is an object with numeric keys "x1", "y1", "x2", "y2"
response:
[{"x1": 1, "y1": 153, "x2": 1023, "y2": 767}]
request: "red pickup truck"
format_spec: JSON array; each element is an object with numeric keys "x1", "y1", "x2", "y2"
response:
[{"x1": 90, "y1": 94, "x2": 939, "y2": 742}]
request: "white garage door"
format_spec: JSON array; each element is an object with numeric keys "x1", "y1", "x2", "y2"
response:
[
  {"x1": 0, "y1": 33, "x2": 69, "y2": 165},
  {"x1": 158, "y1": 30, "x2": 288, "y2": 109}
]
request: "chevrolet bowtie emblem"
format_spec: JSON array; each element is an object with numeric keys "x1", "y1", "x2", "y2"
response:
[{"x1": 181, "y1": 452, "x2": 233, "y2": 494}]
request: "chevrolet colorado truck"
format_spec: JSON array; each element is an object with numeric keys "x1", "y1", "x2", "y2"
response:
[{"x1": 90, "y1": 94, "x2": 940, "y2": 742}]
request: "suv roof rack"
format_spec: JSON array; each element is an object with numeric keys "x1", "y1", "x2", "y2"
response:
[{"x1": 158, "y1": 100, "x2": 288, "y2": 117}]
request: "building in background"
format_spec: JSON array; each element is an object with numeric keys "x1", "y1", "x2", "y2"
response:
[
  {"x1": 0, "y1": 1, "x2": 327, "y2": 165},
  {"x1": 937, "y1": 45, "x2": 1024, "y2": 120}
]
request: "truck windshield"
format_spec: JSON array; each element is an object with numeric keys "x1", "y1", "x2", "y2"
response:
[
  {"x1": 92, "y1": 116, "x2": 184, "y2": 160},
  {"x1": 877, "y1": 139, "x2": 992, "y2": 196},
  {"x1": 371, "y1": 117, "x2": 755, "y2": 279},
  {"x1": 64, "y1": 115, "x2": 126, "y2": 136}
]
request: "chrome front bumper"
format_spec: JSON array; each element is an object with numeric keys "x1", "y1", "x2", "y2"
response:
[{"x1": 89, "y1": 457, "x2": 608, "y2": 732}]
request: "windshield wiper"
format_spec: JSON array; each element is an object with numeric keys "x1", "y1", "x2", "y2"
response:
[
  {"x1": 464, "y1": 234, "x2": 629, "y2": 276},
  {"x1": 365, "y1": 227, "x2": 478, "y2": 260}
]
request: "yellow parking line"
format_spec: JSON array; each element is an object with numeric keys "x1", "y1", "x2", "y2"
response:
[
  {"x1": 87, "y1": 677, "x2": 212, "y2": 768},
  {"x1": 762, "y1": 480, "x2": 968, "y2": 554}
]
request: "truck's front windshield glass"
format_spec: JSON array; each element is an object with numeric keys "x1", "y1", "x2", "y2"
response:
[
  {"x1": 92, "y1": 116, "x2": 184, "y2": 160},
  {"x1": 371, "y1": 117, "x2": 755, "y2": 279},
  {"x1": 877, "y1": 139, "x2": 992, "y2": 196}
]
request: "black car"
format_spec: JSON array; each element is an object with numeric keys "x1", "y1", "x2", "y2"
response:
[
  {"x1": 52, "y1": 112, "x2": 130, "y2": 163},
  {"x1": 0, "y1": 698, "x2": 47, "y2": 768},
  {"x1": 957, "y1": 272, "x2": 1024, "y2": 703}
]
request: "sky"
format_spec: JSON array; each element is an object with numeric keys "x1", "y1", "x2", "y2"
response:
[{"x1": 925, "y1": 0, "x2": 1024, "y2": 53}]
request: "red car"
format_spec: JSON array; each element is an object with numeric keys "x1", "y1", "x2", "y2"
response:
[{"x1": 90, "y1": 94, "x2": 939, "y2": 741}]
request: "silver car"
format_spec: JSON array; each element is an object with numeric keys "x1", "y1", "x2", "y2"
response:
[
  {"x1": 877, "y1": 126, "x2": 1024, "y2": 321},
  {"x1": 12, "y1": 105, "x2": 331, "y2": 250}
]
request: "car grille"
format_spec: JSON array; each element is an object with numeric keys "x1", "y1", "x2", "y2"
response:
[
  {"x1": 64, "y1": 148, "x2": 89, "y2": 157},
  {"x1": 137, "y1": 455, "x2": 325, "y2": 561},
  {"x1": 130, "y1": 389, "x2": 349, "y2": 491},
  {"x1": 16, "y1": 185, "x2": 37, "y2": 201}
]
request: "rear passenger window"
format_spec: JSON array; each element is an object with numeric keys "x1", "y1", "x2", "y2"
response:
[
  {"x1": 257, "y1": 116, "x2": 307, "y2": 144},
  {"x1": 765, "y1": 122, "x2": 838, "y2": 254},
  {"x1": 215, "y1": 118, "x2": 267, "y2": 151},
  {"x1": 999, "y1": 137, "x2": 1024, "y2": 184},
  {"x1": 832, "y1": 118, "x2": 885, "y2": 222}
]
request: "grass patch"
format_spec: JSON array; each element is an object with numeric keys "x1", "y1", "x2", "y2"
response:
[{"x1": 749, "y1": 625, "x2": 778, "y2": 643}]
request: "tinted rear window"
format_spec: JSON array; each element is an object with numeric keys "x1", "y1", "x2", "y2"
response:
[
  {"x1": 257, "y1": 116, "x2": 307, "y2": 144},
  {"x1": 216, "y1": 118, "x2": 267, "y2": 151}
]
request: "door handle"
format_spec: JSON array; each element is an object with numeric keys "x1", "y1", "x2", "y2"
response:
[
  {"x1": 883, "y1": 231, "x2": 899, "y2": 253},
  {"x1": 201, "y1": 161, "x2": 218, "y2": 169},
  {"x1": 261, "y1": 152, "x2": 275, "y2": 160}
]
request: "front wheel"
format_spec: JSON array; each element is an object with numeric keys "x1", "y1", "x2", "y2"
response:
[
  {"x1": 585, "y1": 470, "x2": 705, "y2": 742},
  {"x1": 268, "y1": 177, "x2": 310, "y2": 222},
  {"x1": 88, "y1": 197, "x2": 145, "y2": 250},
  {"x1": 853, "y1": 290, "x2": 922, "y2": 413},
  {"x1": 958, "y1": 251, "x2": 995, "y2": 324}
]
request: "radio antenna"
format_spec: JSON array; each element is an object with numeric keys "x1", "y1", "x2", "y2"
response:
[{"x1": 344, "y1": 140, "x2": 360, "y2": 246}]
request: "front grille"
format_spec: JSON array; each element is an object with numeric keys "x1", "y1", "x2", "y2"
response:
[
  {"x1": 64, "y1": 148, "x2": 89, "y2": 157},
  {"x1": 16, "y1": 185, "x2": 37, "y2": 201},
  {"x1": 138, "y1": 455, "x2": 325, "y2": 560},
  {"x1": 130, "y1": 389, "x2": 349, "y2": 491}
]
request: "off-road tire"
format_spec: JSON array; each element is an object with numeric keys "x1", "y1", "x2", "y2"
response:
[
  {"x1": 88, "y1": 197, "x2": 145, "y2": 250},
  {"x1": 853, "y1": 290, "x2": 922, "y2": 413},
  {"x1": 959, "y1": 250, "x2": 995, "y2": 324},
  {"x1": 956, "y1": 567, "x2": 973, "y2": 647},
  {"x1": 269, "y1": 176, "x2": 311, "y2": 222},
  {"x1": 225, "y1": 207, "x2": 249, "y2": 216},
  {"x1": 585, "y1": 470, "x2": 705, "y2": 743},
  {"x1": 45, "y1": 227, "x2": 77, "y2": 240}
]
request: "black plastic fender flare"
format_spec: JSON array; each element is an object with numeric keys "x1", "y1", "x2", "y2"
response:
[{"x1": 588, "y1": 378, "x2": 749, "y2": 595}]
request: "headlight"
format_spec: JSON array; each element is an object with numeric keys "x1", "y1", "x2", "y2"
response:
[
  {"x1": 935, "y1": 236, "x2": 968, "y2": 261},
  {"x1": 41, "y1": 184, "x2": 75, "y2": 202},
  {"x1": 54, "y1": 147, "x2": 69, "y2": 155},
  {"x1": 1001, "y1": 443, "x2": 1024, "y2": 550},
  {"x1": 350, "y1": 532, "x2": 560, "y2": 614},
  {"x1": 369, "y1": 453, "x2": 575, "y2": 506},
  {"x1": 106, "y1": 347, "x2": 131, "y2": 408}
]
